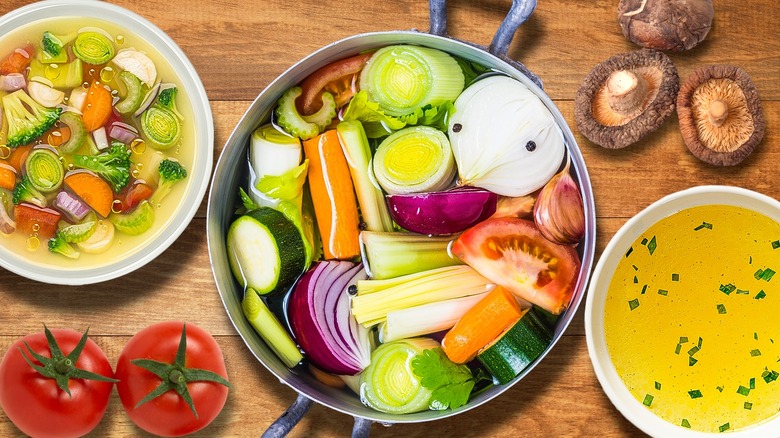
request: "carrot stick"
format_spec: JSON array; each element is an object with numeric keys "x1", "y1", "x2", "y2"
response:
[
  {"x1": 82, "y1": 81, "x2": 113, "y2": 132},
  {"x1": 302, "y1": 129, "x2": 360, "y2": 260},
  {"x1": 441, "y1": 286, "x2": 524, "y2": 364},
  {"x1": 64, "y1": 172, "x2": 113, "y2": 217},
  {"x1": 0, "y1": 160, "x2": 17, "y2": 191},
  {"x1": 0, "y1": 44, "x2": 34, "y2": 75},
  {"x1": 14, "y1": 203, "x2": 61, "y2": 239}
]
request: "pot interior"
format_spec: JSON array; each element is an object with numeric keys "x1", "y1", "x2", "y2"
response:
[{"x1": 207, "y1": 30, "x2": 596, "y2": 423}]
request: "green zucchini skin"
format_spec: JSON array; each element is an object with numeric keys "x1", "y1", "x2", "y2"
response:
[
  {"x1": 227, "y1": 207, "x2": 306, "y2": 296},
  {"x1": 477, "y1": 308, "x2": 553, "y2": 385}
]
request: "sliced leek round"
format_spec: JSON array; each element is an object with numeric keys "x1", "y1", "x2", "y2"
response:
[
  {"x1": 360, "y1": 45, "x2": 464, "y2": 116},
  {"x1": 141, "y1": 104, "x2": 181, "y2": 150},
  {"x1": 25, "y1": 147, "x2": 64, "y2": 193},
  {"x1": 73, "y1": 31, "x2": 115, "y2": 65},
  {"x1": 373, "y1": 125, "x2": 455, "y2": 195}
]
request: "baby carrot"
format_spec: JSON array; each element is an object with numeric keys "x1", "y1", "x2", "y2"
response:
[
  {"x1": 0, "y1": 160, "x2": 16, "y2": 191},
  {"x1": 7, "y1": 144, "x2": 32, "y2": 173},
  {"x1": 441, "y1": 286, "x2": 524, "y2": 364},
  {"x1": 302, "y1": 129, "x2": 360, "y2": 260}
]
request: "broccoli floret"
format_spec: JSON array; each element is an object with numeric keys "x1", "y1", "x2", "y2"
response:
[
  {"x1": 13, "y1": 175, "x2": 47, "y2": 207},
  {"x1": 71, "y1": 142, "x2": 132, "y2": 193},
  {"x1": 48, "y1": 231, "x2": 80, "y2": 259},
  {"x1": 156, "y1": 86, "x2": 183, "y2": 119},
  {"x1": 150, "y1": 159, "x2": 187, "y2": 206},
  {"x1": 2, "y1": 90, "x2": 62, "y2": 148},
  {"x1": 41, "y1": 31, "x2": 76, "y2": 57}
]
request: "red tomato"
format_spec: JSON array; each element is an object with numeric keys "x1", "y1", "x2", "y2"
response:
[
  {"x1": 297, "y1": 52, "x2": 373, "y2": 115},
  {"x1": 118, "y1": 182, "x2": 153, "y2": 212},
  {"x1": 115, "y1": 321, "x2": 230, "y2": 437},
  {"x1": 451, "y1": 217, "x2": 580, "y2": 315},
  {"x1": 0, "y1": 328, "x2": 115, "y2": 438}
]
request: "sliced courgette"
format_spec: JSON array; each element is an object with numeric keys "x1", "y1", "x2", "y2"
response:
[
  {"x1": 115, "y1": 71, "x2": 144, "y2": 115},
  {"x1": 108, "y1": 200, "x2": 154, "y2": 235},
  {"x1": 227, "y1": 207, "x2": 306, "y2": 296},
  {"x1": 477, "y1": 307, "x2": 553, "y2": 384},
  {"x1": 58, "y1": 212, "x2": 98, "y2": 243},
  {"x1": 274, "y1": 86, "x2": 336, "y2": 140},
  {"x1": 57, "y1": 111, "x2": 88, "y2": 154}
]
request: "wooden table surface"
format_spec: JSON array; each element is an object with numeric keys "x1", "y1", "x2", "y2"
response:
[{"x1": 1, "y1": 0, "x2": 777, "y2": 436}]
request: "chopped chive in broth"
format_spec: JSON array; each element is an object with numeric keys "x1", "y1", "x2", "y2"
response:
[
  {"x1": 693, "y1": 222, "x2": 713, "y2": 231},
  {"x1": 672, "y1": 273, "x2": 679, "y2": 281},
  {"x1": 655, "y1": 381, "x2": 661, "y2": 390},
  {"x1": 643, "y1": 394, "x2": 654, "y2": 406},
  {"x1": 647, "y1": 236, "x2": 657, "y2": 255},
  {"x1": 658, "y1": 289, "x2": 668, "y2": 296},
  {"x1": 717, "y1": 304, "x2": 727, "y2": 314},
  {"x1": 751, "y1": 349, "x2": 762, "y2": 357},
  {"x1": 745, "y1": 402, "x2": 753, "y2": 410},
  {"x1": 772, "y1": 240, "x2": 780, "y2": 249},
  {"x1": 688, "y1": 390, "x2": 703, "y2": 399},
  {"x1": 755, "y1": 290, "x2": 767, "y2": 300},
  {"x1": 719, "y1": 284, "x2": 736, "y2": 295},
  {"x1": 681, "y1": 419, "x2": 691, "y2": 428},
  {"x1": 629, "y1": 299, "x2": 640, "y2": 311},
  {"x1": 737, "y1": 385, "x2": 750, "y2": 396},
  {"x1": 719, "y1": 423, "x2": 730, "y2": 433}
]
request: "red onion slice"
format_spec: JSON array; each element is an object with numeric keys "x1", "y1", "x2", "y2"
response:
[
  {"x1": 386, "y1": 186, "x2": 498, "y2": 235},
  {"x1": 0, "y1": 73, "x2": 26, "y2": 92}
]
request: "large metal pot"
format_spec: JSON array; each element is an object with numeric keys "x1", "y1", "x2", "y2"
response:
[{"x1": 207, "y1": 0, "x2": 596, "y2": 435}]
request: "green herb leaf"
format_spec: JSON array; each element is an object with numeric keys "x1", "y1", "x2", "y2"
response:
[
  {"x1": 411, "y1": 348, "x2": 476, "y2": 410},
  {"x1": 750, "y1": 377, "x2": 756, "y2": 389},
  {"x1": 719, "y1": 284, "x2": 736, "y2": 295},
  {"x1": 762, "y1": 370, "x2": 778, "y2": 383},
  {"x1": 688, "y1": 390, "x2": 703, "y2": 399},
  {"x1": 633, "y1": 276, "x2": 638, "y2": 284},
  {"x1": 717, "y1": 304, "x2": 727, "y2": 314},
  {"x1": 761, "y1": 268, "x2": 775, "y2": 281},
  {"x1": 772, "y1": 240, "x2": 780, "y2": 249},
  {"x1": 720, "y1": 423, "x2": 730, "y2": 433},
  {"x1": 737, "y1": 385, "x2": 750, "y2": 396},
  {"x1": 655, "y1": 381, "x2": 661, "y2": 390},
  {"x1": 675, "y1": 344, "x2": 682, "y2": 355},
  {"x1": 681, "y1": 419, "x2": 691, "y2": 428},
  {"x1": 755, "y1": 290, "x2": 767, "y2": 300},
  {"x1": 689, "y1": 357, "x2": 698, "y2": 366},
  {"x1": 629, "y1": 299, "x2": 640, "y2": 311},
  {"x1": 647, "y1": 236, "x2": 657, "y2": 255},
  {"x1": 751, "y1": 349, "x2": 762, "y2": 357},
  {"x1": 745, "y1": 402, "x2": 753, "y2": 410},
  {"x1": 625, "y1": 247, "x2": 634, "y2": 258},
  {"x1": 641, "y1": 284, "x2": 647, "y2": 295},
  {"x1": 688, "y1": 346, "x2": 700, "y2": 356},
  {"x1": 672, "y1": 273, "x2": 679, "y2": 281},
  {"x1": 694, "y1": 222, "x2": 713, "y2": 231},
  {"x1": 643, "y1": 394, "x2": 653, "y2": 406},
  {"x1": 658, "y1": 289, "x2": 668, "y2": 296},
  {"x1": 640, "y1": 237, "x2": 648, "y2": 245},
  {"x1": 717, "y1": 386, "x2": 724, "y2": 392},
  {"x1": 680, "y1": 337, "x2": 689, "y2": 343}
]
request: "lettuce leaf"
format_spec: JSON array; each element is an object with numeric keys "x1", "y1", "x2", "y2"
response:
[{"x1": 342, "y1": 90, "x2": 453, "y2": 138}]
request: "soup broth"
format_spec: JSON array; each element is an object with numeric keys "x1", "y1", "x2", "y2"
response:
[
  {"x1": 0, "y1": 17, "x2": 196, "y2": 270},
  {"x1": 604, "y1": 204, "x2": 780, "y2": 433}
]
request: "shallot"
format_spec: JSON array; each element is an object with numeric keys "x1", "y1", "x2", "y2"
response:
[{"x1": 0, "y1": 73, "x2": 26, "y2": 92}]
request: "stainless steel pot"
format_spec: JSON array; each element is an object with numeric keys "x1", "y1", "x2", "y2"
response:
[{"x1": 207, "y1": 0, "x2": 596, "y2": 435}]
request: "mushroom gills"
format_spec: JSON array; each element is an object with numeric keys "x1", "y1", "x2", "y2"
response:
[{"x1": 691, "y1": 78, "x2": 754, "y2": 153}]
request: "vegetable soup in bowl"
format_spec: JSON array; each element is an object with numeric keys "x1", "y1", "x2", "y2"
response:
[
  {"x1": 0, "y1": 1, "x2": 212, "y2": 284},
  {"x1": 585, "y1": 186, "x2": 780, "y2": 437}
]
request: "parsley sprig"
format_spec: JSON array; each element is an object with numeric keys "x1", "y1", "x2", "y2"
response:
[{"x1": 411, "y1": 348, "x2": 484, "y2": 410}]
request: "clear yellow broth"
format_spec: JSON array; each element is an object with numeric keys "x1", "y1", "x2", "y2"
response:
[
  {"x1": 0, "y1": 16, "x2": 196, "y2": 270},
  {"x1": 604, "y1": 204, "x2": 780, "y2": 433}
]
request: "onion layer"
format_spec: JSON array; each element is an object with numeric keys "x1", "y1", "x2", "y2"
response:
[
  {"x1": 288, "y1": 261, "x2": 372, "y2": 375},
  {"x1": 386, "y1": 186, "x2": 497, "y2": 235}
]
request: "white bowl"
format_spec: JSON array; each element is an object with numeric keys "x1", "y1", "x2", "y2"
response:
[
  {"x1": 585, "y1": 185, "x2": 780, "y2": 437},
  {"x1": 0, "y1": 0, "x2": 213, "y2": 285}
]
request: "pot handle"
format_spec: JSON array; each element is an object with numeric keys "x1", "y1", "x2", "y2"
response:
[
  {"x1": 261, "y1": 394, "x2": 375, "y2": 437},
  {"x1": 261, "y1": 393, "x2": 313, "y2": 438},
  {"x1": 428, "y1": 0, "x2": 543, "y2": 89}
]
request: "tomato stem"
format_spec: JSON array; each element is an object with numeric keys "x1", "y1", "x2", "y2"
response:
[
  {"x1": 131, "y1": 324, "x2": 231, "y2": 418},
  {"x1": 17, "y1": 325, "x2": 118, "y2": 397}
]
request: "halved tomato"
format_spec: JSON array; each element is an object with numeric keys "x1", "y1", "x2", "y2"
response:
[{"x1": 451, "y1": 217, "x2": 580, "y2": 315}]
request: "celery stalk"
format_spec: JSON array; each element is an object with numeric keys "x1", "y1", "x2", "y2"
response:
[
  {"x1": 242, "y1": 288, "x2": 303, "y2": 368},
  {"x1": 351, "y1": 265, "x2": 495, "y2": 327},
  {"x1": 336, "y1": 121, "x2": 394, "y2": 232},
  {"x1": 360, "y1": 231, "x2": 461, "y2": 279},
  {"x1": 381, "y1": 293, "x2": 488, "y2": 342}
]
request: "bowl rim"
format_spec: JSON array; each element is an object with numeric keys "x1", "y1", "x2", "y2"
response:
[
  {"x1": 585, "y1": 185, "x2": 780, "y2": 437},
  {"x1": 207, "y1": 29, "x2": 597, "y2": 423},
  {"x1": 0, "y1": 0, "x2": 213, "y2": 285}
]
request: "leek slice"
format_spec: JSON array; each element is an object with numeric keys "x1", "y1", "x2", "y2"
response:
[
  {"x1": 381, "y1": 293, "x2": 488, "y2": 342},
  {"x1": 360, "y1": 231, "x2": 461, "y2": 280},
  {"x1": 73, "y1": 31, "x2": 115, "y2": 65},
  {"x1": 373, "y1": 126, "x2": 456, "y2": 195},
  {"x1": 351, "y1": 265, "x2": 494, "y2": 327},
  {"x1": 25, "y1": 148, "x2": 63, "y2": 193},
  {"x1": 359, "y1": 338, "x2": 438, "y2": 414},
  {"x1": 360, "y1": 45, "x2": 464, "y2": 117},
  {"x1": 248, "y1": 124, "x2": 302, "y2": 208},
  {"x1": 141, "y1": 104, "x2": 181, "y2": 150},
  {"x1": 242, "y1": 288, "x2": 303, "y2": 368}
]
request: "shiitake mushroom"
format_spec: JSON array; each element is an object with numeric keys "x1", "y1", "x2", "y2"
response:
[
  {"x1": 575, "y1": 49, "x2": 679, "y2": 149},
  {"x1": 618, "y1": 0, "x2": 715, "y2": 51},
  {"x1": 677, "y1": 65, "x2": 765, "y2": 166}
]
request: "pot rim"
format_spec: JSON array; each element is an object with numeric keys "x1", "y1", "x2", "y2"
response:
[{"x1": 207, "y1": 29, "x2": 596, "y2": 423}]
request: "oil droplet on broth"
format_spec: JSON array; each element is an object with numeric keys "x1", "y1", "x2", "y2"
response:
[
  {"x1": 45, "y1": 64, "x2": 61, "y2": 80},
  {"x1": 0, "y1": 145, "x2": 11, "y2": 160},
  {"x1": 26, "y1": 236, "x2": 40, "y2": 252},
  {"x1": 131, "y1": 168, "x2": 140, "y2": 178},
  {"x1": 130, "y1": 139, "x2": 146, "y2": 155},
  {"x1": 88, "y1": 68, "x2": 96, "y2": 78},
  {"x1": 32, "y1": 223, "x2": 40, "y2": 232},
  {"x1": 115, "y1": 35, "x2": 125, "y2": 45},
  {"x1": 67, "y1": 163, "x2": 75, "y2": 171},
  {"x1": 111, "y1": 200, "x2": 123, "y2": 214},
  {"x1": 81, "y1": 82, "x2": 90, "y2": 89},
  {"x1": 100, "y1": 66, "x2": 115, "y2": 83}
]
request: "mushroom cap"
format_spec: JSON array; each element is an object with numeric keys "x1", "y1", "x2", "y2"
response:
[
  {"x1": 677, "y1": 65, "x2": 765, "y2": 166},
  {"x1": 575, "y1": 49, "x2": 679, "y2": 149},
  {"x1": 618, "y1": 0, "x2": 715, "y2": 51}
]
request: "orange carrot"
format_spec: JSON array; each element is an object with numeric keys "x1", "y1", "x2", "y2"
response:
[
  {"x1": 44, "y1": 124, "x2": 72, "y2": 148},
  {"x1": 82, "y1": 81, "x2": 113, "y2": 132},
  {"x1": 441, "y1": 286, "x2": 524, "y2": 364},
  {"x1": 64, "y1": 172, "x2": 113, "y2": 217},
  {"x1": 302, "y1": 129, "x2": 360, "y2": 260},
  {"x1": 14, "y1": 203, "x2": 61, "y2": 239},
  {"x1": 7, "y1": 144, "x2": 33, "y2": 173},
  {"x1": 0, "y1": 160, "x2": 17, "y2": 191},
  {"x1": 0, "y1": 44, "x2": 34, "y2": 75}
]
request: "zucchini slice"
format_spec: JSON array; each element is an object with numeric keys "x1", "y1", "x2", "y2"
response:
[
  {"x1": 477, "y1": 308, "x2": 553, "y2": 384},
  {"x1": 227, "y1": 207, "x2": 306, "y2": 296}
]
